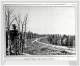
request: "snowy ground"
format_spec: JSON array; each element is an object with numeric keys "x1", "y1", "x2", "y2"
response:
[{"x1": 23, "y1": 37, "x2": 76, "y2": 55}]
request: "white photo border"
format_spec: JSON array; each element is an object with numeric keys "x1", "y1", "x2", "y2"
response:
[{"x1": 1, "y1": 1, "x2": 79, "y2": 65}]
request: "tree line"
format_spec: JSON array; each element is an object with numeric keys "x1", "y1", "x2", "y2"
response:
[
  {"x1": 25, "y1": 31, "x2": 75, "y2": 48},
  {"x1": 47, "y1": 34, "x2": 75, "y2": 48}
]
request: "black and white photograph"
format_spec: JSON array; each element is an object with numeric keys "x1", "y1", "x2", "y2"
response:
[{"x1": 4, "y1": 4, "x2": 76, "y2": 56}]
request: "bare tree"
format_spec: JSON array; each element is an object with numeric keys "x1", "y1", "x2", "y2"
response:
[
  {"x1": 15, "y1": 14, "x2": 28, "y2": 53},
  {"x1": 5, "y1": 6, "x2": 29, "y2": 55},
  {"x1": 5, "y1": 8, "x2": 16, "y2": 30},
  {"x1": 5, "y1": 7, "x2": 16, "y2": 55},
  {"x1": 15, "y1": 15, "x2": 21, "y2": 32},
  {"x1": 24, "y1": 14, "x2": 29, "y2": 48}
]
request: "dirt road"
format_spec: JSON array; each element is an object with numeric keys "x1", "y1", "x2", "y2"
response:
[{"x1": 30, "y1": 37, "x2": 76, "y2": 55}]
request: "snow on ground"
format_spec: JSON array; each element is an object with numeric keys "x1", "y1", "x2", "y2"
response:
[{"x1": 23, "y1": 37, "x2": 76, "y2": 55}]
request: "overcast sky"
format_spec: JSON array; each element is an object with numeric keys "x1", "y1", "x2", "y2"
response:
[{"x1": 6, "y1": 6, "x2": 75, "y2": 35}]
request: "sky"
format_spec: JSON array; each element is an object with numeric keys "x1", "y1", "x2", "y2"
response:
[{"x1": 6, "y1": 6, "x2": 75, "y2": 35}]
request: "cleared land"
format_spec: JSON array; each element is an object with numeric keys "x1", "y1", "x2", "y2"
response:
[{"x1": 23, "y1": 37, "x2": 75, "y2": 55}]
